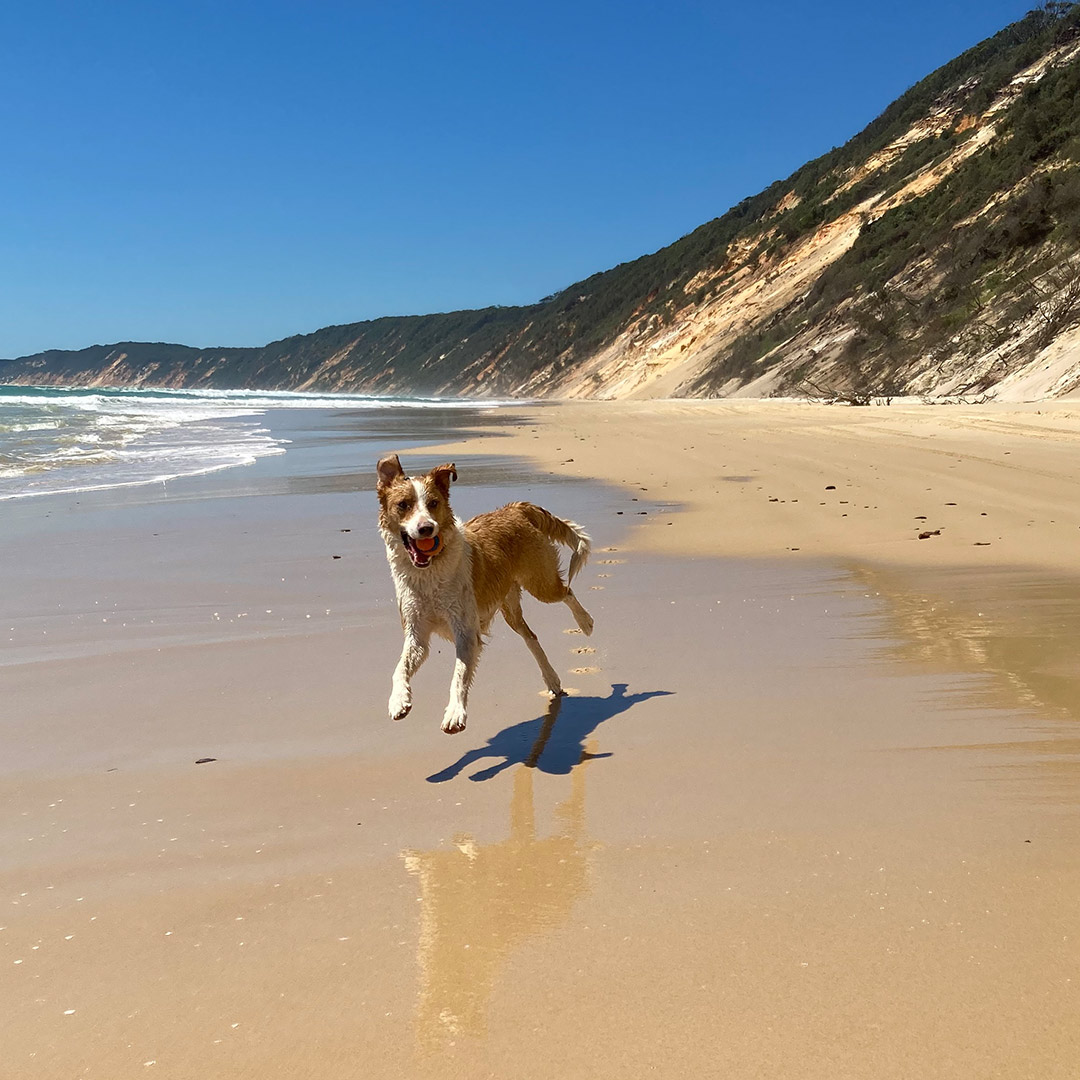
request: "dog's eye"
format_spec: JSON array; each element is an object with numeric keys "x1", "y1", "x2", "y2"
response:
[
  {"x1": 396, "y1": 500, "x2": 411, "y2": 512},
  {"x1": 427, "y1": 499, "x2": 439, "y2": 510}
]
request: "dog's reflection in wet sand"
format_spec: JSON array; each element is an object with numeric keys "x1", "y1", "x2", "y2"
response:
[{"x1": 402, "y1": 744, "x2": 596, "y2": 1050}]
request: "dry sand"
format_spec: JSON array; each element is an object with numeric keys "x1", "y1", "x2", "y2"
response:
[
  {"x1": 423, "y1": 398, "x2": 1080, "y2": 571},
  {"x1": 4, "y1": 400, "x2": 1080, "y2": 1078}
]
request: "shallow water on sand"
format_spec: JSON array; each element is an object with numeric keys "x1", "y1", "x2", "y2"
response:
[
  {"x1": 844, "y1": 561, "x2": 1080, "y2": 808},
  {"x1": 0, "y1": 403, "x2": 605, "y2": 674}
]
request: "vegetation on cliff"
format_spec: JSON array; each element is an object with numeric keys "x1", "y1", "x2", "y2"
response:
[{"x1": 683, "y1": 1, "x2": 1080, "y2": 399}]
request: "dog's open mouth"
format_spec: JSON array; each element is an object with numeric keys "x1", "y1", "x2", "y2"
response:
[{"x1": 401, "y1": 531, "x2": 440, "y2": 568}]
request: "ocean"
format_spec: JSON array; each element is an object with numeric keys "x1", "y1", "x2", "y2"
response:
[{"x1": 0, "y1": 385, "x2": 499, "y2": 501}]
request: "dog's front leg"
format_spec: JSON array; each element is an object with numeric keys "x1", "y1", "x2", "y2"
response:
[
  {"x1": 442, "y1": 627, "x2": 482, "y2": 734},
  {"x1": 389, "y1": 630, "x2": 429, "y2": 721}
]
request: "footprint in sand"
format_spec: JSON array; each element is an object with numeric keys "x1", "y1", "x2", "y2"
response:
[
  {"x1": 572, "y1": 646, "x2": 596, "y2": 655},
  {"x1": 571, "y1": 666, "x2": 600, "y2": 675},
  {"x1": 564, "y1": 628, "x2": 585, "y2": 635},
  {"x1": 590, "y1": 585, "x2": 604, "y2": 590},
  {"x1": 597, "y1": 573, "x2": 611, "y2": 578},
  {"x1": 598, "y1": 559, "x2": 625, "y2": 565},
  {"x1": 600, "y1": 546, "x2": 620, "y2": 553}
]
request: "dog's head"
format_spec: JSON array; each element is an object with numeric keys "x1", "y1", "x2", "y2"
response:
[{"x1": 376, "y1": 454, "x2": 458, "y2": 569}]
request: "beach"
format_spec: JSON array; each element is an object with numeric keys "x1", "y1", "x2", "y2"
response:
[{"x1": 4, "y1": 398, "x2": 1080, "y2": 1078}]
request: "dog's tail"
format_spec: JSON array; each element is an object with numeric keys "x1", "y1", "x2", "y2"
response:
[{"x1": 518, "y1": 503, "x2": 592, "y2": 583}]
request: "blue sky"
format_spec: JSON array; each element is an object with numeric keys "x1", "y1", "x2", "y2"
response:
[{"x1": 0, "y1": 0, "x2": 1037, "y2": 356}]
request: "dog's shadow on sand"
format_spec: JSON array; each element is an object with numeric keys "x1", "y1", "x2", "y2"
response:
[{"x1": 426, "y1": 683, "x2": 673, "y2": 783}]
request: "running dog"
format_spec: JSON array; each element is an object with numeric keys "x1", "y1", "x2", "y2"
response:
[{"x1": 376, "y1": 454, "x2": 593, "y2": 734}]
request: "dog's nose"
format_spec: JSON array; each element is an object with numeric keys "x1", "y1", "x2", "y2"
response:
[{"x1": 418, "y1": 523, "x2": 435, "y2": 537}]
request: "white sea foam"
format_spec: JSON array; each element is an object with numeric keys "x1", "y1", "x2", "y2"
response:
[{"x1": 0, "y1": 386, "x2": 506, "y2": 500}]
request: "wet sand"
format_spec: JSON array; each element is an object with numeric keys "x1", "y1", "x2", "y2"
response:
[{"x1": 4, "y1": 401, "x2": 1080, "y2": 1078}]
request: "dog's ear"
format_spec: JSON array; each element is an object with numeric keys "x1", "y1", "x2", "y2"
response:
[
  {"x1": 430, "y1": 463, "x2": 458, "y2": 496},
  {"x1": 376, "y1": 454, "x2": 405, "y2": 491}
]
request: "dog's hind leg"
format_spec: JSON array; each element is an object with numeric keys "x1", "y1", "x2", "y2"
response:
[
  {"x1": 520, "y1": 550, "x2": 594, "y2": 637},
  {"x1": 389, "y1": 629, "x2": 430, "y2": 721},
  {"x1": 501, "y1": 586, "x2": 564, "y2": 698},
  {"x1": 442, "y1": 625, "x2": 482, "y2": 734},
  {"x1": 563, "y1": 590, "x2": 594, "y2": 637}
]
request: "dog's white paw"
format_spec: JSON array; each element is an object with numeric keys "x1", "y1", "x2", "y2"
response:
[
  {"x1": 441, "y1": 705, "x2": 467, "y2": 734},
  {"x1": 389, "y1": 687, "x2": 412, "y2": 722}
]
